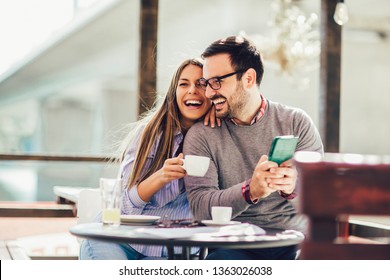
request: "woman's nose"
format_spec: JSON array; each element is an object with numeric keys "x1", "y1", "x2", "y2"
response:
[{"x1": 188, "y1": 83, "x2": 199, "y2": 94}]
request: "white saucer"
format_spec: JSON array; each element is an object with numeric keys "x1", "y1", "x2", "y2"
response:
[
  {"x1": 120, "y1": 215, "x2": 161, "y2": 224},
  {"x1": 201, "y1": 220, "x2": 241, "y2": 227},
  {"x1": 121, "y1": 221, "x2": 156, "y2": 226}
]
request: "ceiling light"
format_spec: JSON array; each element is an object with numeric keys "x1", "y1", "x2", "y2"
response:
[{"x1": 334, "y1": 0, "x2": 349, "y2": 26}]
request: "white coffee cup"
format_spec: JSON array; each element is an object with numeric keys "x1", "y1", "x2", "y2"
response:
[
  {"x1": 211, "y1": 206, "x2": 232, "y2": 223},
  {"x1": 183, "y1": 155, "x2": 210, "y2": 177}
]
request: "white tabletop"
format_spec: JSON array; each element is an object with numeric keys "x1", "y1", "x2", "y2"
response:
[{"x1": 53, "y1": 186, "x2": 94, "y2": 203}]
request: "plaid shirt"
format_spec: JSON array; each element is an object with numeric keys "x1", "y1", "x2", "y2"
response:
[{"x1": 228, "y1": 95, "x2": 267, "y2": 126}]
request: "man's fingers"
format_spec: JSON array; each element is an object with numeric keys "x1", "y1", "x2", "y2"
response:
[
  {"x1": 269, "y1": 166, "x2": 297, "y2": 178},
  {"x1": 266, "y1": 176, "x2": 293, "y2": 185},
  {"x1": 255, "y1": 155, "x2": 278, "y2": 171},
  {"x1": 280, "y1": 159, "x2": 293, "y2": 167},
  {"x1": 260, "y1": 154, "x2": 268, "y2": 163}
]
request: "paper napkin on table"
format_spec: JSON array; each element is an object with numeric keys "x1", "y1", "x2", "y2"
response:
[
  {"x1": 210, "y1": 223, "x2": 266, "y2": 237},
  {"x1": 134, "y1": 227, "x2": 219, "y2": 239},
  {"x1": 133, "y1": 223, "x2": 266, "y2": 239}
]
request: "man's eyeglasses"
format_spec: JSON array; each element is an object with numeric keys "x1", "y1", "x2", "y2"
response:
[
  {"x1": 195, "y1": 80, "x2": 204, "y2": 90},
  {"x1": 199, "y1": 69, "x2": 246, "y2": 90}
]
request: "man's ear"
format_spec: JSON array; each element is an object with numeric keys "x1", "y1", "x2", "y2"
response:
[{"x1": 243, "y1": 68, "x2": 257, "y2": 88}]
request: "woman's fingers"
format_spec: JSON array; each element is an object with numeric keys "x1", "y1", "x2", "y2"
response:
[
  {"x1": 203, "y1": 110, "x2": 211, "y2": 126},
  {"x1": 203, "y1": 105, "x2": 221, "y2": 128}
]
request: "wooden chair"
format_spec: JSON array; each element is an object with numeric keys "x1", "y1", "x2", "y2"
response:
[{"x1": 294, "y1": 152, "x2": 390, "y2": 260}]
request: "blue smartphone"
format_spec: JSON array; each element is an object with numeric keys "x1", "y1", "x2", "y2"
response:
[{"x1": 268, "y1": 135, "x2": 299, "y2": 165}]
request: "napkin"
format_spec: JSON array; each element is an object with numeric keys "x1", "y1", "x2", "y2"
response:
[
  {"x1": 210, "y1": 223, "x2": 266, "y2": 237},
  {"x1": 133, "y1": 226, "x2": 219, "y2": 239}
]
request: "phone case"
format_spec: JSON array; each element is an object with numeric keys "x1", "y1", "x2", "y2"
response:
[{"x1": 268, "y1": 135, "x2": 299, "y2": 165}]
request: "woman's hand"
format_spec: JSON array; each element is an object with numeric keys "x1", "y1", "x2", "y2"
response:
[
  {"x1": 157, "y1": 153, "x2": 186, "y2": 184},
  {"x1": 203, "y1": 105, "x2": 221, "y2": 128},
  {"x1": 137, "y1": 153, "x2": 186, "y2": 202}
]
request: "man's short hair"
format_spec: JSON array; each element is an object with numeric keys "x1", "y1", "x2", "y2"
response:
[{"x1": 201, "y1": 36, "x2": 264, "y2": 86}]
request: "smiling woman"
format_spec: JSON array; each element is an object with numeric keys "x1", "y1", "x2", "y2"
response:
[
  {"x1": 124, "y1": 58, "x2": 211, "y2": 193},
  {"x1": 176, "y1": 64, "x2": 211, "y2": 130}
]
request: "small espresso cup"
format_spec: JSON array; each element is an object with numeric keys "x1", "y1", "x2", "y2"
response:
[
  {"x1": 211, "y1": 206, "x2": 232, "y2": 224},
  {"x1": 183, "y1": 155, "x2": 210, "y2": 177}
]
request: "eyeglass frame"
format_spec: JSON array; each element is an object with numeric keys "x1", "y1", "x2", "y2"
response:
[
  {"x1": 194, "y1": 79, "x2": 205, "y2": 90},
  {"x1": 199, "y1": 69, "x2": 247, "y2": 90}
]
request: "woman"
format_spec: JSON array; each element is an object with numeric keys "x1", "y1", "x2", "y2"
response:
[{"x1": 80, "y1": 58, "x2": 212, "y2": 260}]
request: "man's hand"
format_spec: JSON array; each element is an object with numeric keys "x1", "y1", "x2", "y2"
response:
[
  {"x1": 249, "y1": 155, "x2": 282, "y2": 200},
  {"x1": 250, "y1": 156, "x2": 297, "y2": 200},
  {"x1": 266, "y1": 159, "x2": 297, "y2": 195}
]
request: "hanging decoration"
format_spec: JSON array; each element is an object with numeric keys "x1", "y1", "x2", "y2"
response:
[{"x1": 243, "y1": 0, "x2": 320, "y2": 89}]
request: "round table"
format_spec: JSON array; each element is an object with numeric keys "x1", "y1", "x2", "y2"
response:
[{"x1": 70, "y1": 222, "x2": 304, "y2": 259}]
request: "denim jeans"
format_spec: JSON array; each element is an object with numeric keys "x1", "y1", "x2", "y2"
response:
[
  {"x1": 206, "y1": 245, "x2": 298, "y2": 260},
  {"x1": 80, "y1": 239, "x2": 165, "y2": 260}
]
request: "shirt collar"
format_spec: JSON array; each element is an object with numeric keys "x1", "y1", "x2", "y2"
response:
[{"x1": 229, "y1": 95, "x2": 267, "y2": 126}]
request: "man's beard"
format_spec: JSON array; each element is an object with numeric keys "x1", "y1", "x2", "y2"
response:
[
  {"x1": 212, "y1": 82, "x2": 248, "y2": 119},
  {"x1": 225, "y1": 82, "x2": 247, "y2": 119}
]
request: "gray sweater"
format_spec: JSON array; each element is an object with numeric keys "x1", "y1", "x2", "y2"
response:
[{"x1": 183, "y1": 99, "x2": 323, "y2": 233}]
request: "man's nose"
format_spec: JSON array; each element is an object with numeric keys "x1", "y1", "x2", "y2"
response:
[{"x1": 205, "y1": 85, "x2": 215, "y2": 99}]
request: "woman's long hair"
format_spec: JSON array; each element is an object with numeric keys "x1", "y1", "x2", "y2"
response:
[{"x1": 122, "y1": 58, "x2": 204, "y2": 189}]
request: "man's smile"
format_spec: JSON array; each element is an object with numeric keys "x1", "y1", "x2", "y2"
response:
[{"x1": 211, "y1": 95, "x2": 227, "y2": 111}]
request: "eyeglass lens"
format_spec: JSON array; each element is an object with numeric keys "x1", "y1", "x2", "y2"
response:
[{"x1": 199, "y1": 70, "x2": 245, "y2": 90}]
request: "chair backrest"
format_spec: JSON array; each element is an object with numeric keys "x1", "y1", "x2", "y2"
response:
[
  {"x1": 294, "y1": 152, "x2": 390, "y2": 260},
  {"x1": 77, "y1": 189, "x2": 101, "y2": 224}
]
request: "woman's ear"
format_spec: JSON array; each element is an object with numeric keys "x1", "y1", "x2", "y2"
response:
[{"x1": 243, "y1": 68, "x2": 257, "y2": 88}]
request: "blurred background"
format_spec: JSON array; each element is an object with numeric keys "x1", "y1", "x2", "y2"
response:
[{"x1": 0, "y1": 0, "x2": 389, "y2": 202}]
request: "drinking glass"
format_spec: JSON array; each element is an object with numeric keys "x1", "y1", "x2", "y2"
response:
[{"x1": 100, "y1": 178, "x2": 122, "y2": 226}]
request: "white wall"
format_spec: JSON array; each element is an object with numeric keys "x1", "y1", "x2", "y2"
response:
[{"x1": 341, "y1": 35, "x2": 390, "y2": 154}]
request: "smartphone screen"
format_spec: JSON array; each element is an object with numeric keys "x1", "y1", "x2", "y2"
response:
[{"x1": 268, "y1": 135, "x2": 299, "y2": 165}]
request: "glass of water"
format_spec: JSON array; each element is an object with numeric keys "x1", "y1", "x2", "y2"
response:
[{"x1": 100, "y1": 178, "x2": 122, "y2": 226}]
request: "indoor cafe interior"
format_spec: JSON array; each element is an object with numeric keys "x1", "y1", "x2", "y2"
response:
[{"x1": 0, "y1": 0, "x2": 389, "y2": 260}]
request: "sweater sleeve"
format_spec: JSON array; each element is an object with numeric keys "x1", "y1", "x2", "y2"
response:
[
  {"x1": 183, "y1": 123, "x2": 250, "y2": 221},
  {"x1": 119, "y1": 135, "x2": 149, "y2": 213},
  {"x1": 289, "y1": 109, "x2": 324, "y2": 208},
  {"x1": 293, "y1": 109, "x2": 324, "y2": 154}
]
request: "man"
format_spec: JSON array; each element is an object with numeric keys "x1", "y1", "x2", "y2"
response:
[{"x1": 183, "y1": 36, "x2": 323, "y2": 260}]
